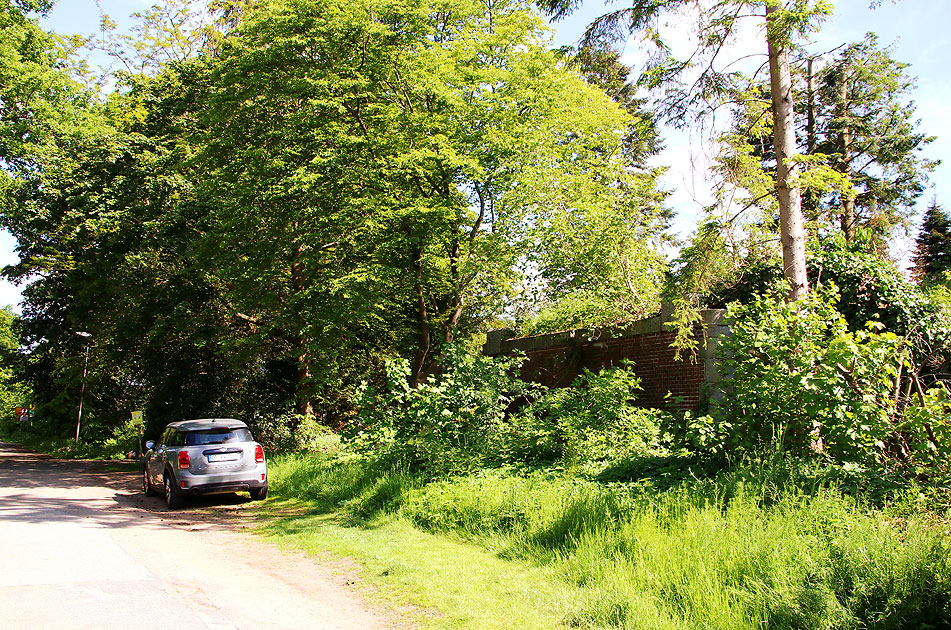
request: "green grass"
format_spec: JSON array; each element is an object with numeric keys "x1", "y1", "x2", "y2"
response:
[
  {"x1": 0, "y1": 424, "x2": 138, "y2": 460},
  {"x1": 256, "y1": 451, "x2": 951, "y2": 630},
  {"x1": 260, "y1": 509, "x2": 583, "y2": 629}
]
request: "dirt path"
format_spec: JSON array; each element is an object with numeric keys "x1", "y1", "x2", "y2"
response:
[{"x1": 0, "y1": 442, "x2": 408, "y2": 629}]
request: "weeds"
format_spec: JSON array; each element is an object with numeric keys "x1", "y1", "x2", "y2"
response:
[{"x1": 267, "y1": 451, "x2": 951, "y2": 629}]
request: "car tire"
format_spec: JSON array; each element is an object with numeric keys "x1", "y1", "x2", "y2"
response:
[
  {"x1": 249, "y1": 485, "x2": 268, "y2": 501},
  {"x1": 164, "y1": 474, "x2": 185, "y2": 510},
  {"x1": 143, "y1": 467, "x2": 159, "y2": 497}
]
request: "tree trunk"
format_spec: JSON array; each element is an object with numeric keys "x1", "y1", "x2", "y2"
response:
[
  {"x1": 409, "y1": 246, "x2": 431, "y2": 387},
  {"x1": 803, "y1": 57, "x2": 817, "y2": 219},
  {"x1": 766, "y1": 2, "x2": 809, "y2": 301},
  {"x1": 295, "y1": 340, "x2": 314, "y2": 417},
  {"x1": 290, "y1": 236, "x2": 314, "y2": 416},
  {"x1": 835, "y1": 77, "x2": 856, "y2": 241},
  {"x1": 806, "y1": 58, "x2": 817, "y2": 156}
]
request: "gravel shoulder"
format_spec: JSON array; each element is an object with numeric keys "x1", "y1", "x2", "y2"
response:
[{"x1": 0, "y1": 441, "x2": 410, "y2": 630}]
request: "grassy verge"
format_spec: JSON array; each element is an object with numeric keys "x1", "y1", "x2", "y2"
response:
[
  {"x1": 256, "y1": 451, "x2": 951, "y2": 630},
  {"x1": 259, "y1": 506, "x2": 582, "y2": 629},
  {"x1": 0, "y1": 425, "x2": 136, "y2": 459}
]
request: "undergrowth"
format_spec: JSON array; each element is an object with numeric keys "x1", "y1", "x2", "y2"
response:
[
  {"x1": 0, "y1": 419, "x2": 138, "y2": 460},
  {"x1": 266, "y1": 451, "x2": 951, "y2": 630}
]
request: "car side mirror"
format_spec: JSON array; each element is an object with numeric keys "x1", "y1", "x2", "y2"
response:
[{"x1": 145, "y1": 440, "x2": 155, "y2": 450}]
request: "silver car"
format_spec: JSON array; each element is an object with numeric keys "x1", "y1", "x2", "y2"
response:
[{"x1": 142, "y1": 418, "x2": 268, "y2": 509}]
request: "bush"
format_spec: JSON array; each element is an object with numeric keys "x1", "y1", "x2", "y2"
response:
[
  {"x1": 901, "y1": 383, "x2": 951, "y2": 475},
  {"x1": 348, "y1": 346, "x2": 665, "y2": 474},
  {"x1": 521, "y1": 290, "x2": 632, "y2": 336},
  {"x1": 711, "y1": 288, "x2": 905, "y2": 464},
  {"x1": 810, "y1": 239, "x2": 951, "y2": 365},
  {"x1": 246, "y1": 412, "x2": 331, "y2": 453},
  {"x1": 509, "y1": 363, "x2": 664, "y2": 466},
  {"x1": 347, "y1": 345, "x2": 540, "y2": 475}
]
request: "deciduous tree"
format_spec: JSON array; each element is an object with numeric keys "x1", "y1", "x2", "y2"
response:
[{"x1": 200, "y1": 0, "x2": 662, "y2": 387}]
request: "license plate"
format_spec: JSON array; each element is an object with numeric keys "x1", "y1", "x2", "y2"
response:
[{"x1": 207, "y1": 453, "x2": 239, "y2": 462}]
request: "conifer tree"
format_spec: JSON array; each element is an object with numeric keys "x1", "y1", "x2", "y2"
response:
[{"x1": 913, "y1": 199, "x2": 951, "y2": 280}]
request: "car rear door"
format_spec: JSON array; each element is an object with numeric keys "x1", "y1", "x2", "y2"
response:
[{"x1": 184, "y1": 429, "x2": 257, "y2": 476}]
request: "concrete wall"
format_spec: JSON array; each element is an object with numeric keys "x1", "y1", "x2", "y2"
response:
[{"x1": 484, "y1": 309, "x2": 728, "y2": 412}]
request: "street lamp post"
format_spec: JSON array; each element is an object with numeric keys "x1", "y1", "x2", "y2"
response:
[{"x1": 75, "y1": 331, "x2": 92, "y2": 445}]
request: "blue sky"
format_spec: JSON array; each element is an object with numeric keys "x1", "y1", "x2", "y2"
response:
[{"x1": 1, "y1": 0, "x2": 945, "y2": 310}]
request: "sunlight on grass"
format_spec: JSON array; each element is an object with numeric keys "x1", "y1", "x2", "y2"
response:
[
  {"x1": 255, "y1": 453, "x2": 951, "y2": 630},
  {"x1": 256, "y1": 506, "x2": 583, "y2": 630}
]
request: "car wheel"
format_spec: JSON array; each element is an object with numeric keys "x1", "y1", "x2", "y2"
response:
[
  {"x1": 143, "y1": 468, "x2": 159, "y2": 497},
  {"x1": 249, "y1": 485, "x2": 268, "y2": 501},
  {"x1": 164, "y1": 474, "x2": 185, "y2": 510}
]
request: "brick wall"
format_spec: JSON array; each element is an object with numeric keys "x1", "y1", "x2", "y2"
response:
[{"x1": 484, "y1": 309, "x2": 727, "y2": 412}]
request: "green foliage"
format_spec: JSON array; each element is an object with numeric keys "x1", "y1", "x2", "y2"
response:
[
  {"x1": 566, "y1": 45, "x2": 662, "y2": 164},
  {"x1": 246, "y1": 412, "x2": 333, "y2": 454},
  {"x1": 198, "y1": 0, "x2": 666, "y2": 389},
  {"x1": 714, "y1": 33, "x2": 936, "y2": 244},
  {"x1": 901, "y1": 383, "x2": 951, "y2": 475},
  {"x1": 2, "y1": 0, "x2": 669, "y2": 442},
  {"x1": 0, "y1": 0, "x2": 89, "y2": 172},
  {"x1": 517, "y1": 363, "x2": 661, "y2": 467},
  {"x1": 715, "y1": 288, "x2": 905, "y2": 464},
  {"x1": 520, "y1": 290, "x2": 632, "y2": 336},
  {"x1": 661, "y1": 219, "x2": 751, "y2": 358},
  {"x1": 349, "y1": 345, "x2": 663, "y2": 474},
  {"x1": 0, "y1": 414, "x2": 141, "y2": 459},
  {"x1": 667, "y1": 234, "x2": 951, "y2": 365},
  {"x1": 817, "y1": 34, "x2": 937, "y2": 240},
  {"x1": 0, "y1": 307, "x2": 26, "y2": 417},
  {"x1": 810, "y1": 238, "x2": 951, "y2": 364},
  {"x1": 349, "y1": 345, "x2": 539, "y2": 475}
]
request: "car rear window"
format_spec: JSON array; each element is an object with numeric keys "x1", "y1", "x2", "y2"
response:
[{"x1": 184, "y1": 428, "x2": 251, "y2": 446}]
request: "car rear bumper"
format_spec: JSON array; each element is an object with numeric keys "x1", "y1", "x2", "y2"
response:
[
  {"x1": 186, "y1": 479, "x2": 268, "y2": 496},
  {"x1": 176, "y1": 465, "x2": 268, "y2": 495}
]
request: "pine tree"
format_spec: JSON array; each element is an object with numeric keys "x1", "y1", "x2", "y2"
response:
[
  {"x1": 818, "y1": 34, "x2": 937, "y2": 244},
  {"x1": 538, "y1": 0, "x2": 829, "y2": 300},
  {"x1": 913, "y1": 199, "x2": 951, "y2": 280}
]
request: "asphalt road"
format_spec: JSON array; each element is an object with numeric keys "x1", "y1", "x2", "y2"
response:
[{"x1": 0, "y1": 442, "x2": 403, "y2": 629}]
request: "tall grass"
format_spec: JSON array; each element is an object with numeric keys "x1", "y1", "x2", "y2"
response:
[{"x1": 267, "y1": 452, "x2": 951, "y2": 629}]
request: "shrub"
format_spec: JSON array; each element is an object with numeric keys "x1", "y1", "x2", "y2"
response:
[
  {"x1": 901, "y1": 382, "x2": 951, "y2": 475},
  {"x1": 347, "y1": 344, "x2": 540, "y2": 475},
  {"x1": 348, "y1": 346, "x2": 665, "y2": 473},
  {"x1": 811, "y1": 239, "x2": 951, "y2": 365},
  {"x1": 521, "y1": 290, "x2": 632, "y2": 336},
  {"x1": 713, "y1": 288, "x2": 905, "y2": 464},
  {"x1": 512, "y1": 363, "x2": 664, "y2": 466},
  {"x1": 247, "y1": 412, "x2": 331, "y2": 453}
]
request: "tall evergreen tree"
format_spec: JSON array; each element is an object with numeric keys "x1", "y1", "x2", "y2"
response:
[
  {"x1": 538, "y1": 0, "x2": 832, "y2": 301},
  {"x1": 913, "y1": 199, "x2": 951, "y2": 280},
  {"x1": 817, "y1": 34, "x2": 937, "y2": 244}
]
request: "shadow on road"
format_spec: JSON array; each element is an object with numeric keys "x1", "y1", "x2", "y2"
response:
[{"x1": 0, "y1": 441, "x2": 259, "y2": 530}]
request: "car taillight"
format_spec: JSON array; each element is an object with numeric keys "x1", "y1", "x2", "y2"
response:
[
  {"x1": 178, "y1": 450, "x2": 190, "y2": 470},
  {"x1": 254, "y1": 444, "x2": 265, "y2": 463}
]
